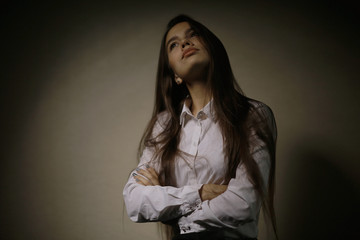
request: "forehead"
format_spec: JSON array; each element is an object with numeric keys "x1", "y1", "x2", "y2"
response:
[{"x1": 166, "y1": 22, "x2": 191, "y2": 42}]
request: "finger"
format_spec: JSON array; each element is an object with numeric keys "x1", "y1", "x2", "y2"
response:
[
  {"x1": 140, "y1": 165, "x2": 158, "y2": 178},
  {"x1": 146, "y1": 167, "x2": 160, "y2": 185},
  {"x1": 136, "y1": 168, "x2": 152, "y2": 180},
  {"x1": 132, "y1": 173, "x2": 153, "y2": 186},
  {"x1": 134, "y1": 177, "x2": 145, "y2": 186},
  {"x1": 147, "y1": 167, "x2": 158, "y2": 177},
  {"x1": 136, "y1": 168, "x2": 158, "y2": 185},
  {"x1": 132, "y1": 172, "x2": 145, "y2": 186}
]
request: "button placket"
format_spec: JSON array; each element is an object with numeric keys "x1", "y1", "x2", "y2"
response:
[{"x1": 189, "y1": 119, "x2": 201, "y2": 155}]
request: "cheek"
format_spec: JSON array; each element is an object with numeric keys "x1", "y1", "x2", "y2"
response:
[
  {"x1": 196, "y1": 40, "x2": 210, "y2": 57},
  {"x1": 167, "y1": 52, "x2": 178, "y2": 70},
  {"x1": 167, "y1": 58, "x2": 175, "y2": 72}
]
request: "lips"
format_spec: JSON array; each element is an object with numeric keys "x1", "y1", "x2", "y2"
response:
[{"x1": 182, "y1": 48, "x2": 198, "y2": 58}]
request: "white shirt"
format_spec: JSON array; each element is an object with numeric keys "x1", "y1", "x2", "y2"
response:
[{"x1": 123, "y1": 98, "x2": 277, "y2": 238}]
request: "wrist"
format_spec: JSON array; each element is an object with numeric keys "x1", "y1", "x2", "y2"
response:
[{"x1": 199, "y1": 184, "x2": 205, "y2": 201}]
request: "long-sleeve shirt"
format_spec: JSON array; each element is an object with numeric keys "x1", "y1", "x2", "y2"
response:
[{"x1": 123, "y1": 98, "x2": 277, "y2": 239}]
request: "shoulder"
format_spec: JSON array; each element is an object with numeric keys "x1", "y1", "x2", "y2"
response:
[
  {"x1": 151, "y1": 111, "x2": 172, "y2": 137},
  {"x1": 247, "y1": 98, "x2": 275, "y2": 122},
  {"x1": 155, "y1": 111, "x2": 171, "y2": 129},
  {"x1": 248, "y1": 99, "x2": 273, "y2": 116},
  {"x1": 247, "y1": 98, "x2": 277, "y2": 140}
]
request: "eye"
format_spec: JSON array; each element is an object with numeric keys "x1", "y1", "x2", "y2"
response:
[
  {"x1": 169, "y1": 42, "x2": 178, "y2": 51},
  {"x1": 190, "y1": 31, "x2": 199, "y2": 38}
]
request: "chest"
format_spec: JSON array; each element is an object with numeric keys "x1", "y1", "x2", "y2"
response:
[{"x1": 175, "y1": 117, "x2": 227, "y2": 186}]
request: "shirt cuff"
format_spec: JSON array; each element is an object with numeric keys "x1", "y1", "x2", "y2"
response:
[
  {"x1": 200, "y1": 200, "x2": 237, "y2": 229},
  {"x1": 178, "y1": 184, "x2": 203, "y2": 215}
]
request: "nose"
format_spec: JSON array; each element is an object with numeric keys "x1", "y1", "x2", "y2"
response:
[{"x1": 181, "y1": 38, "x2": 192, "y2": 48}]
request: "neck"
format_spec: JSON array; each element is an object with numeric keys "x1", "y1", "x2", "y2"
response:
[{"x1": 185, "y1": 81, "x2": 211, "y2": 116}]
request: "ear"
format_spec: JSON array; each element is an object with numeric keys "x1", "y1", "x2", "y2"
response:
[{"x1": 175, "y1": 75, "x2": 183, "y2": 85}]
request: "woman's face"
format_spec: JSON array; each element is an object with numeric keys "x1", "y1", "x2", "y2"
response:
[{"x1": 165, "y1": 22, "x2": 210, "y2": 81}]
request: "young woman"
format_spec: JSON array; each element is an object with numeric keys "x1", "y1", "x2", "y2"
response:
[{"x1": 123, "y1": 15, "x2": 277, "y2": 240}]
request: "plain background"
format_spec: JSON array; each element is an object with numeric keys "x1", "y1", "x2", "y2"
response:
[{"x1": 1, "y1": 0, "x2": 359, "y2": 239}]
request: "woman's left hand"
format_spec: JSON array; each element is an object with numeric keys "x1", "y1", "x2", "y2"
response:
[{"x1": 133, "y1": 165, "x2": 160, "y2": 186}]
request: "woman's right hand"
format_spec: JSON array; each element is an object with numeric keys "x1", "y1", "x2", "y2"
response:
[
  {"x1": 132, "y1": 165, "x2": 160, "y2": 186},
  {"x1": 199, "y1": 184, "x2": 227, "y2": 201}
]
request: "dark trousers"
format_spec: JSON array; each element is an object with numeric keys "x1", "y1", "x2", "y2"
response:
[{"x1": 172, "y1": 230, "x2": 257, "y2": 240}]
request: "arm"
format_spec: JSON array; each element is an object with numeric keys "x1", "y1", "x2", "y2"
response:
[
  {"x1": 123, "y1": 113, "x2": 203, "y2": 223},
  {"x1": 129, "y1": 164, "x2": 227, "y2": 219},
  {"x1": 179, "y1": 103, "x2": 277, "y2": 231},
  {"x1": 180, "y1": 148, "x2": 271, "y2": 229},
  {"x1": 123, "y1": 172, "x2": 202, "y2": 222}
]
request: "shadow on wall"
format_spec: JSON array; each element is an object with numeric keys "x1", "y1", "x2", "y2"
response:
[{"x1": 281, "y1": 140, "x2": 360, "y2": 239}]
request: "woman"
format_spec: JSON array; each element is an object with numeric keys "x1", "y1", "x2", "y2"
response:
[{"x1": 123, "y1": 14, "x2": 277, "y2": 240}]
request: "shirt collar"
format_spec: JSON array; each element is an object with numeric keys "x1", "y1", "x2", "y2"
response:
[{"x1": 179, "y1": 96, "x2": 216, "y2": 127}]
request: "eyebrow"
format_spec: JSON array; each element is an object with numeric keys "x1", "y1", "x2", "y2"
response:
[{"x1": 166, "y1": 28, "x2": 194, "y2": 48}]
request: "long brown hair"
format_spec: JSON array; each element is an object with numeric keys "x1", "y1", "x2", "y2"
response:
[{"x1": 139, "y1": 15, "x2": 277, "y2": 239}]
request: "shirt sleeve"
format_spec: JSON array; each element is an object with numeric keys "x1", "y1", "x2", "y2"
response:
[
  {"x1": 177, "y1": 103, "x2": 277, "y2": 234},
  {"x1": 123, "y1": 113, "x2": 203, "y2": 223}
]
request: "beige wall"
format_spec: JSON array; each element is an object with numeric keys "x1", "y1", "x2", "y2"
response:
[{"x1": 2, "y1": 1, "x2": 359, "y2": 239}]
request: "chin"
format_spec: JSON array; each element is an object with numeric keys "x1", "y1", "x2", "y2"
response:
[{"x1": 181, "y1": 65, "x2": 209, "y2": 81}]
